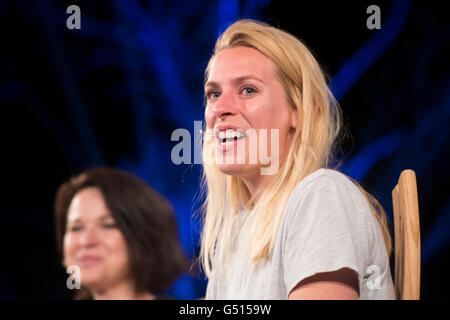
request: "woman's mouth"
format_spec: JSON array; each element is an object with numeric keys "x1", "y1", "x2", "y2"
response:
[
  {"x1": 77, "y1": 255, "x2": 102, "y2": 266},
  {"x1": 215, "y1": 129, "x2": 247, "y2": 151}
]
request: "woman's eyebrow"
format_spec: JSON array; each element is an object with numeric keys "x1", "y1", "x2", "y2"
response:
[
  {"x1": 204, "y1": 81, "x2": 219, "y2": 89},
  {"x1": 99, "y1": 214, "x2": 114, "y2": 220},
  {"x1": 67, "y1": 214, "x2": 112, "y2": 224},
  {"x1": 232, "y1": 75, "x2": 264, "y2": 85},
  {"x1": 205, "y1": 75, "x2": 264, "y2": 89}
]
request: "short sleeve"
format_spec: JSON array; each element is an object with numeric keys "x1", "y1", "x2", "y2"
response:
[{"x1": 282, "y1": 173, "x2": 372, "y2": 296}]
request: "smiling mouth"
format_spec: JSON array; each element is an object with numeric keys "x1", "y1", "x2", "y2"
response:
[
  {"x1": 216, "y1": 130, "x2": 247, "y2": 144},
  {"x1": 77, "y1": 256, "x2": 102, "y2": 265}
]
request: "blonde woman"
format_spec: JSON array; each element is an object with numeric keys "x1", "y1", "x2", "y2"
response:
[{"x1": 200, "y1": 19, "x2": 395, "y2": 300}]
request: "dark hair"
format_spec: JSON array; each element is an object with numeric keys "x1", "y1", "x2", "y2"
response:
[{"x1": 54, "y1": 167, "x2": 189, "y2": 299}]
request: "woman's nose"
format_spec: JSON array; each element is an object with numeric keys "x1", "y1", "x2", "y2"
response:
[
  {"x1": 79, "y1": 227, "x2": 100, "y2": 247},
  {"x1": 212, "y1": 92, "x2": 238, "y2": 120}
]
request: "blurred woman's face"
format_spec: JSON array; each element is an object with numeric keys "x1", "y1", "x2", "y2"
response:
[
  {"x1": 204, "y1": 46, "x2": 297, "y2": 179},
  {"x1": 63, "y1": 187, "x2": 131, "y2": 292}
]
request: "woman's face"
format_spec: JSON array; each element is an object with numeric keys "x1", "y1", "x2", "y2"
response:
[
  {"x1": 204, "y1": 46, "x2": 297, "y2": 179},
  {"x1": 63, "y1": 187, "x2": 131, "y2": 292}
]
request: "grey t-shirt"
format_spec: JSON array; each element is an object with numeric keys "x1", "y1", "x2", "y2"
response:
[{"x1": 205, "y1": 168, "x2": 396, "y2": 300}]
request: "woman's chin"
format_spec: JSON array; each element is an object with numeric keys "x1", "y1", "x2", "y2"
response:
[
  {"x1": 79, "y1": 268, "x2": 105, "y2": 286},
  {"x1": 217, "y1": 163, "x2": 240, "y2": 176},
  {"x1": 216, "y1": 162, "x2": 258, "y2": 177}
]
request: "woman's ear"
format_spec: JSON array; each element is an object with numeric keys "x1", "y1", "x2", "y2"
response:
[{"x1": 290, "y1": 108, "x2": 298, "y2": 132}]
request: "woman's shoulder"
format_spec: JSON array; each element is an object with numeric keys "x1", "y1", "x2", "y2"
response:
[
  {"x1": 285, "y1": 168, "x2": 371, "y2": 219},
  {"x1": 282, "y1": 167, "x2": 378, "y2": 242},
  {"x1": 291, "y1": 168, "x2": 359, "y2": 196}
]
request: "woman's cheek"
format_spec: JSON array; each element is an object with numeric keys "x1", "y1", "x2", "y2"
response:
[
  {"x1": 63, "y1": 234, "x2": 76, "y2": 266},
  {"x1": 204, "y1": 106, "x2": 215, "y2": 128}
]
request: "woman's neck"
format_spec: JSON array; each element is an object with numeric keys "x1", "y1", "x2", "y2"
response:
[
  {"x1": 90, "y1": 281, "x2": 155, "y2": 300},
  {"x1": 241, "y1": 156, "x2": 291, "y2": 203},
  {"x1": 241, "y1": 173, "x2": 274, "y2": 204}
]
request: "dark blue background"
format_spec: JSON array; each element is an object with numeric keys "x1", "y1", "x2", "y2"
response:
[{"x1": 0, "y1": 0, "x2": 448, "y2": 299}]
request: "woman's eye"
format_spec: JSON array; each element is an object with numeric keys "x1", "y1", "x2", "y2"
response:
[
  {"x1": 242, "y1": 86, "x2": 257, "y2": 95},
  {"x1": 206, "y1": 90, "x2": 220, "y2": 99},
  {"x1": 103, "y1": 223, "x2": 118, "y2": 229},
  {"x1": 69, "y1": 226, "x2": 83, "y2": 232}
]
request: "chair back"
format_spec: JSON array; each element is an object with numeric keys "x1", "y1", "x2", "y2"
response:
[{"x1": 392, "y1": 169, "x2": 421, "y2": 300}]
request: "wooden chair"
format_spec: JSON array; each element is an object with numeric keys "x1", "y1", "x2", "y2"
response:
[{"x1": 392, "y1": 169, "x2": 421, "y2": 300}]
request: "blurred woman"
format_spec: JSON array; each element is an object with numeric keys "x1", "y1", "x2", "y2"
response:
[
  {"x1": 200, "y1": 19, "x2": 395, "y2": 299},
  {"x1": 54, "y1": 167, "x2": 188, "y2": 299}
]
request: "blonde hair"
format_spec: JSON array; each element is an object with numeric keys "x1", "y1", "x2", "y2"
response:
[{"x1": 199, "y1": 19, "x2": 392, "y2": 278}]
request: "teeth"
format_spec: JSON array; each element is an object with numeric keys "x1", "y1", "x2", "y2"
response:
[{"x1": 217, "y1": 130, "x2": 246, "y2": 143}]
